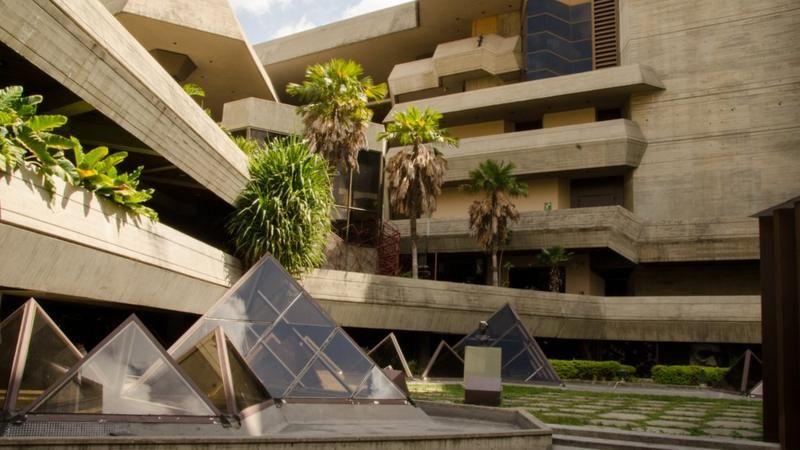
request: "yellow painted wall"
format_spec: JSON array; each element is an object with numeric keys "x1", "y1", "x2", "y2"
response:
[
  {"x1": 465, "y1": 76, "x2": 505, "y2": 92},
  {"x1": 472, "y1": 12, "x2": 520, "y2": 38},
  {"x1": 557, "y1": 0, "x2": 591, "y2": 6},
  {"x1": 543, "y1": 107, "x2": 596, "y2": 128},
  {"x1": 432, "y1": 178, "x2": 569, "y2": 219},
  {"x1": 472, "y1": 16, "x2": 498, "y2": 36},
  {"x1": 565, "y1": 254, "x2": 606, "y2": 295},
  {"x1": 448, "y1": 120, "x2": 513, "y2": 139}
]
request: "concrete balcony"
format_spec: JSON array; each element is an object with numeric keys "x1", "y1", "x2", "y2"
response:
[
  {"x1": 392, "y1": 206, "x2": 642, "y2": 262},
  {"x1": 301, "y1": 270, "x2": 761, "y2": 344},
  {"x1": 388, "y1": 34, "x2": 522, "y2": 96},
  {"x1": 386, "y1": 64, "x2": 664, "y2": 124},
  {"x1": 439, "y1": 119, "x2": 647, "y2": 182},
  {"x1": 0, "y1": 169, "x2": 241, "y2": 314}
]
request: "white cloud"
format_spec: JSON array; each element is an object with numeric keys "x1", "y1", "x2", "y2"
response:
[
  {"x1": 272, "y1": 15, "x2": 317, "y2": 38},
  {"x1": 340, "y1": 0, "x2": 411, "y2": 20},
  {"x1": 229, "y1": 0, "x2": 290, "y2": 15}
]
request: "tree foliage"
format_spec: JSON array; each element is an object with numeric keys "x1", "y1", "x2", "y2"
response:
[
  {"x1": 287, "y1": 59, "x2": 387, "y2": 171},
  {"x1": 379, "y1": 106, "x2": 458, "y2": 278},
  {"x1": 0, "y1": 86, "x2": 156, "y2": 219},
  {"x1": 227, "y1": 136, "x2": 333, "y2": 273},
  {"x1": 464, "y1": 160, "x2": 527, "y2": 286},
  {"x1": 537, "y1": 246, "x2": 573, "y2": 292}
]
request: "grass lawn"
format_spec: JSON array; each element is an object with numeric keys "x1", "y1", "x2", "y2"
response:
[{"x1": 409, "y1": 382, "x2": 763, "y2": 441}]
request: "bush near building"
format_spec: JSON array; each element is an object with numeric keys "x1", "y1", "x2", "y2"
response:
[
  {"x1": 550, "y1": 359, "x2": 636, "y2": 381},
  {"x1": 651, "y1": 365, "x2": 728, "y2": 386}
]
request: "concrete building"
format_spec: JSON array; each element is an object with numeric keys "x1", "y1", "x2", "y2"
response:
[{"x1": 0, "y1": 0, "x2": 797, "y2": 372}]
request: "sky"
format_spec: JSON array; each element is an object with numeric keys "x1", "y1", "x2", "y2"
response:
[{"x1": 231, "y1": 0, "x2": 410, "y2": 44}]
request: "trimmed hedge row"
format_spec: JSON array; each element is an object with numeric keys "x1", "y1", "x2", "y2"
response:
[
  {"x1": 551, "y1": 359, "x2": 637, "y2": 381},
  {"x1": 651, "y1": 365, "x2": 728, "y2": 386}
]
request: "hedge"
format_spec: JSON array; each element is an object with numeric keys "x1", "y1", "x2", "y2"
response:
[
  {"x1": 550, "y1": 359, "x2": 636, "y2": 381},
  {"x1": 651, "y1": 365, "x2": 728, "y2": 386}
]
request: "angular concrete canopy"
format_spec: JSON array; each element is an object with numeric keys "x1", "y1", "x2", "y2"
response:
[
  {"x1": 386, "y1": 64, "x2": 665, "y2": 125},
  {"x1": 256, "y1": 0, "x2": 523, "y2": 103},
  {"x1": 101, "y1": 0, "x2": 278, "y2": 119}
]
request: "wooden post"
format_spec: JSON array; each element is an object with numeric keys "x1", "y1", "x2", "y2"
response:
[{"x1": 759, "y1": 216, "x2": 778, "y2": 442}]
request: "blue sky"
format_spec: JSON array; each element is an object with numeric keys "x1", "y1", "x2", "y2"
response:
[{"x1": 231, "y1": 0, "x2": 410, "y2": 44}]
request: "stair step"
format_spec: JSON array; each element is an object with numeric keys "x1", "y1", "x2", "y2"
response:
[{"x1": 553, "y1": 434, "x2": 715, "y2": 450}]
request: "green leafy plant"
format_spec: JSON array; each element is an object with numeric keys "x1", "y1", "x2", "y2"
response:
[
  {"x1": 0, "y1": 85, "x2": 157, "y2": 219},
  {"x1": 227, "y1": 136, "x2": 333, "y2": 273},
  {"x1": 651, "y1": 365, "x2": 729, "y2": 386},
  {"x1": 550, "y1": 359, "x2": 636, "y2": 381},
  {"x1": 71, "y1": 140, "x2": 157, "y2": 220},
  {"x1": 538, "y1": 246, "x2": 573, "y2": 292},
  {"x1": 182, "y1": 83, "x2": 211, "y2": 116},
  {"x1": 231, "y1": 135, "x2": 264, "y2": 155},
  {"x1": 287, "y1": 58, "x2": 387, "y2": 171},
  {"x1": 463, "y1": 160, "x2": 527, "y2": 286},
  {"x1": 379, "y1": 106, "x2": 458, "y2": 279}
]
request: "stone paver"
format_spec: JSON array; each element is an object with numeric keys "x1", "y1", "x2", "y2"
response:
[
  {"x1": 646, "y1": 426, "x2": 691, "y2": 436},
  {"x1": 599, "y1": 412, "x2": 648, "y2": 421},
  {"x1": 665, "y1": 409, "x2": 707, "y2": 417},
  {"x1": 559, "y1": 408, "x2": 600, "y2": 414},
  {"x1": 646, "y1": 419, "x2": 696, "y2": 429},
  {"x1": 660, "y1": 415, "x2": 702, "y2": 423},
  {"x1": 706, "y1": 428, "x2": 761, "y2": 438},
  {"x1": 706, "y1": 420, "x2": 761, "y2": 430},
  {"x1": 590, "y1": 419, "x2": 639, "y2": 427}
]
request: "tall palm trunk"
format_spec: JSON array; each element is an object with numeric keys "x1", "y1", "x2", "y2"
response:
[
  {"x1": 490, "y1": 195, "x2": 499, "y2": 286},
  {"x1": 410, "y1": 214, "x2": 419, "y2": 279}
]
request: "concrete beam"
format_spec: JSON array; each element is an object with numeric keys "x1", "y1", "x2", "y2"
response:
[
  {"x1": 0, "y1": 169, "x2": 241, "y2": 313},
  {"x1": 386, "y1": 64, "x2": 665, "y2": 124},
  {"x1": 0, "y1": 0, "x2": 249, "y2": 204},
  {"x1": 301, "y1": 269, "x2": 761, "y2": 344}
]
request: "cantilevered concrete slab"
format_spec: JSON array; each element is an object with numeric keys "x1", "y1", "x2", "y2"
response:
[
  {"x1": 256, "y1": 0, "x2": 523, "y2": 104},
  {"x1": 387, "y1": 119, "x2": 648, "y2": 183},
  {"x1": 393, "y1": 206, "x2": 642, "y2": 262},
  {"x1": 386, "y1": 64, "x2": 665, "y2": 125},
  {"x1": 301, "y1": 270, "x2": 761, "y2": 344},
  {"x1": 101, "y1": 0, "x2": 278, "y2": 119},
  {"x1": 0, "y1": 169, "x2": 239, "y2": 313},
  {"x1": 0, "y1": 0, "x2": 248, "y2": 204}
]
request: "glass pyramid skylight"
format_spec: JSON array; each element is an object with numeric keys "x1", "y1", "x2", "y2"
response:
[
  {"x1": 25, "y1": 316, "x2": 219, "y2": 416},
  {"x1": 1, "y1": 299, "x2": 83, "y2": 415},
  {"x1": 423, "y1": 304, "x2": 561, "y2": 384},
  {"x1": 367, "y1": 333, "x2": 413, "y2": 378},
  {"x1": 176, "y1": 327, "x2": 271, "y2": 415},
  {"x1": 169, "y1": 255, "x2": 408, "y2": 403}
]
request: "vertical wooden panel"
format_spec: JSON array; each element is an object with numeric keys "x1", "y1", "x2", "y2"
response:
[
  {"x1": 773, "y1": 208, "x2": 800, "y2": 448},
  {"x1": 759, "y1": 216, "x2": 778, "y2": 442}
]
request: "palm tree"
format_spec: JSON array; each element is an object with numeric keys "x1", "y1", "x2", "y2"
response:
[
  {"x1": 538, "y1": 246, "x2": 573, "y2": 292},
  {"x1": 286, "y1": 58, "x2": 387, "y2": 172},
  {"x1": 463, "y1": 160, "x2": 527, "y2": 286},
  {"x1": 379, "y1": 107, "x2": 458, "y2": 279}
]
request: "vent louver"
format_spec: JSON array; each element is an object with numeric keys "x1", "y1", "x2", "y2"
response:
[{"x1": 593, "y1": 0, "x2": 620, "y2": 69}]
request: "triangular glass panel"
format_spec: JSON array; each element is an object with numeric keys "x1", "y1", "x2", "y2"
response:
[
  {"x1": 452, "y1": 303, "x2": 561, "y2": 384},
  {"x1": 170, "y1": 254, "x2": 407, "y2": 403},
  {"x1": 354, "y1": 366, "x2": 408, "y2": 401},
  {"x1": 1, "y1": 299, "x2": 83, "y2": 415},
  {"x1": 176, "y1": 327, "x2": 270, "y2": 415},
  {"x1": 367, "y1": 333, "x2": 413, "y2": 378},
  {"x1": 715, "y1": 349, "x2": 762, "y2": 394},
  {"x1": 422, "y1": 341, "x2": 464, "y2": 379},
  {"x1": 27, "y1": 316, "x2": 218, "y2": 416}
]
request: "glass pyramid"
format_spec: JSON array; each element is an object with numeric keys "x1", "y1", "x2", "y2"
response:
[
  {"x1": 176, "y1": 327, "x2": 271, "y2": 415},
  {"x1": 715, "y1": 349, "x2": 762, "y2": 394},
  {"x1": 1, "y1": 299, "x2": 83, "y2": 415},
  {"x1": 26, "y1": 316, "x2": 218, "y2": 416},
  {"x1": 367, "y1": 333, "x2": 413, "y2": 378},
  {"x1": 425, "y1": 304, "x2": 561, "y2": 384},
  {"x1": 169, "y1": 255, "x2": 408, "y2": 403},
  {"x1": 422, "y1": 341, "x2": 464, "y2": 379}
]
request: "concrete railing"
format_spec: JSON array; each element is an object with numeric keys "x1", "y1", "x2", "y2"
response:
[
  {"x1": 389, "y1": 33, "x2": 522, "y2": 96},
  {"x1": 301, "y1": 269, "x2": 761, "y2": 344}
]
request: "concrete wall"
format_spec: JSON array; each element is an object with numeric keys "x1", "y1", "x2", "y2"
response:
[
  {"x1": 0, "y1": 0, "x2": 249, "y2": 204},
  {"x1": 301, "y1": 269, "x2": 761, "y2": 343},
  {"x1": 621, "y1": 0, "x2": 800, "y2": 221},
  {"x1": 632, "y1": 262, "x2": 761, "y2": 296},
  {"x1": 542, "y1": 107, "x2": 596, "y2": 128},
  {"x1": 565, "y1": 254, "x2": 606, "y2": 296}
]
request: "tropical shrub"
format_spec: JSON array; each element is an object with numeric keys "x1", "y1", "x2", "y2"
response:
[
  {"x1": 287, "y1": 58, "x2": 387, "y2": 171},
  {"x1": 226, "y1": 136, "x2": 333, "y2": 273},
  {"x1": 551, "y1": 359, "x2": 636, "y2": 381},
  {"x1": 651, "y1": 365, "x2": 728, "y2": 386},
  {"x1": 538, "y1": 246, "x2": 573, "y2": 292},
  {"x1": 0, "y1": 85, "x2": 156, "y2": 219}
]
